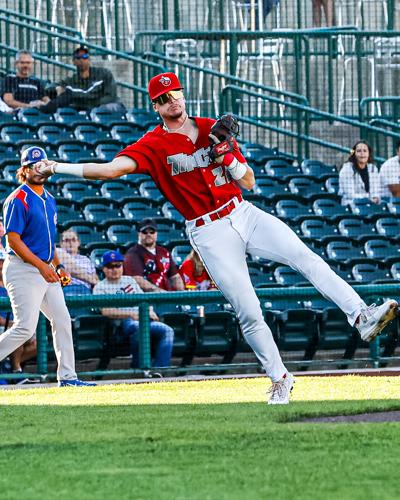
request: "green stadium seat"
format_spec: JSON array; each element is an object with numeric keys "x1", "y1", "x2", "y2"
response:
[
  {"x1": 350, "y1": 199, "x2": 388, "y2": 219},
  {"x1": 376, "y1": 217, "x2": 400, "y2": 238},
  {"x1": 139, "y1": 180, "x2": 165, "y2": 203},
  {"x1": 58, "y1": 143, "x2": 93, "y2": 162},
  {"x1": 106, "y1": 223, "x2": 136, "y2": 246},
  {"x1": 100, "y1": 181, "x2": 137, "y2": 203},
  {"x1": 325, "y1": 175, "x2": 339, "y2": 194},
  {"x1": 0, "y1": 111, "x2": 16, "y2": 126},
  {"x1": 288, "y1": 176, "x2": 326, "y2": 199},
  {"x1": 275, "y1": 199, "x2": 313, "y2": 221},
  {"x1": 351, "y1": 263, "x2": 392, "y2": 283},
  {"x1": 122, "y1": 199, "x2": 160, "y2": 221},
  {"x1": 241, "y1": 143, "x2": 278, "y2": 165},
  {"x1": 1, "y1": 124, "x2": 36, "y2": 144},
  {"x1": 301, "y1": 159, "x2": 337, "y2": 179},
  {"x1": 90, "y1": 107, "x2": 126, "y2": 126},
  {"x1": 318, "y1": 307, "x2": 361, "y2": 358},
  {"x1": 161, "y1": 201, "x2": 185, "y2": 224},
  {"x1": 0, "y1": 143, "x2": 18, "y2": 166},
  {"x1": 126, "y1": 109, "x2": 160, "y2": 129},
  {"x1": 300, "y1": 218, "x2": 339, "y2": 239},
  {"x1": 63, "y1": 223, "x2": 106, "y2": 247},
  {"x1": 390, "y1": 262, "x2": 400, "y2": 281},
  {"x1": 171, "y1": 244, "x2": 192, "y2": 266},
  {"x1": 53, "y1": 107, "x2": 89, "y2": 126},
  {"x1": 2, "y1": 162, "x2": 19, "y2": 183},
  {"x1": 264, "y1": 159, "x2": 301, "y2": 179},
  {"x1": 326, "y1": 240, "x2": 365, "y2": 264},
  {"x1": 313, "y1": 198, "x2": 351, "y2": 220},
  {"x1": 110, "y1": 123, "x2": 143, "y2": 145},
  {"x1": 254, "y1": 177, "x2": 290, "y2": 198},
  {"x1": 273, "y1": 266, "x2": 309, "y2": 286},
  {"x1": 364, "y1": 238, "x2": 400, "y2": 262},
  {"x1": 161, "y1": 312, "x2": 196, "y2": 366},
  {"x1": 74, "y1": 123, "x2": 111, "y2": 144},
  {"x1": 71, "y1": 314, "x2": 109, "y2": 361},
  {"x1": 338, "y1": 217, "x2": 378, "y2": 242},
  {"x1": 95, "y1": 143, "x2": 121, "y2": 161},
  {"x1": 387, "y1": 198, "x2": 400, "y2": 216},
  {"x1": 17, "y1": 108, "x2": 53, "y2": 127},
  {"x1": 61, "y1": 182, "x2": 101, "y2": 203},
  {"x1": 83, "y1": 201, "x2": 122, "y2": 226},
  {"x1": 37, "y1": 124, "x2": 74, "y2": 145}
]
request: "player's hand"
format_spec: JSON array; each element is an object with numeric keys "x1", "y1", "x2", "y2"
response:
[
  {"x1": 34, "y1": 159, "x2": 57, "y2": 178},
  {"x1": 39, "y1": 263, "x2": 60, "y2": 283},
  {"x1": 56, "y1": 268, "x2": 72, "y2": 287}
]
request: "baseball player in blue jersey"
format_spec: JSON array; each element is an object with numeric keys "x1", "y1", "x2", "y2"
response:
[{"x1": 0, "y1": 146, "x2": 95, "y2": 387}]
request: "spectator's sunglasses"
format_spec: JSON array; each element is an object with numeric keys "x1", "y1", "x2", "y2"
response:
[
  {"x1": 74, "y1": 53, "x2": 89, "y2": 60},
  {"x1": 106, "y1": 263, "x2": 123, "y2": 269},
  {"x1": 152, "y1": 90, "x2": 184, "y2": 105},
  {"x1": 140, "y1": 229, "x2": 156, "y2": 235}
]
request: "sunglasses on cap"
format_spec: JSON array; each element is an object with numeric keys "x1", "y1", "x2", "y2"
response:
[
  {"x1": 152, "y1": 90, "x2": 184, "y2": 105},
  {"x1": 74, "y1": 53, "x2": 89, "y2": 60}
]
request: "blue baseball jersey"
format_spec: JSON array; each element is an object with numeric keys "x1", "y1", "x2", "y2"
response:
[{"x1": 3, "y1": 184, "x2": 57, "y2": 262}]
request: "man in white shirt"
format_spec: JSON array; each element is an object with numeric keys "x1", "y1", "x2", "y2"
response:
[
  {"x1": 93, "y1": 250, "x2": 174, "y2": 368},
  {"x1": 380, "y1": 141, "x2": 400, "y2": 198}
]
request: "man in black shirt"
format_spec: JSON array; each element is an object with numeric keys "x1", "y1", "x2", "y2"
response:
[
  {"x1": 40, "y1": 46, "x2": 125, "y2": 114},
  {"x1": 2, "y1": 50, "x2": 50, "y2": 110}
]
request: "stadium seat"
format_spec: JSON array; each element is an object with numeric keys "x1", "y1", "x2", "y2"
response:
[
  {"x1": 288, "y1": 176, "x2": 326, "y2": 199},
  {"x1": 318, "y1": 308, "x2": 360, "y2": 358},
  {"x1": 0, "y1": 124, "x2": 36, "y2": 144},
  {"x1": 0, "y1": 111, "x2": 16, "y2": 126},
  {"x1": 241, "y1": 143, "x2": 278, "y2": 165},
  {"x1": 0, "y1": 182, "x2": 15, "y2": 202},
  {"x1": 71, "y1": 314, "x2": 108, "y2": 361},
  {"x1": 171, "y1": 244, "x2": 192, "y2": 266},
  {"x1": 387, "y1": 198, "x2": 400, "y2": 216},
  {"x1": 249, "y1": 266, "x2": 270, "y2": 287},
  {"x1": 74, "y1": 124, "x2": 111, "y2": 144},
  {"x1": 351, "y1": 263, "x2": 392, "y2": 283},
  {"x1": 300, "y1": 159, "x2": 337, "y2": 178},
  {"x1": 58, "y1": 143, "x2": 92, "y2": 162},
  {"x1": 254, "y1": 177, "x2": 290, "y2": 198},
  {"x1": 313, "y1": 198, "x2": 351, "y2": 220},
  {"x1": 17, "y1": 108, "x2": 53, "y2": 127},
  {"x1": 350, "y1": 199, "x2": 388, "y2": 219},
  {"x1": 110, "y1": 123, "x2": 143, "y2": 145},
  {"x1": 376, "y1": 217, "x2": 400, "y2": 238},
  {"x1": 139, "y1": 180, "x2": 165, "y2": 202},
  {"x1": 275, "y1": 199, "x2": 313, "y2": 221},
  {"x1": 161, "y1": 311, "x2": 197, "y2": 365},
  {"x1": 325, "y1": 240, "x2": 365, "y2": 263},
  {"x1": 90, "y1": 107, "x2": 126, "y2": 126},
  {"x1": 89, "y1": 246, "x2": 118, "y2": 269},
  {"x1": 56, "y1": 202, "x2": 84, "y2": 227},
  {"x1": 63, "y1": 223, "x2": 106, "y2": 247},
  {"x1": 300, "y1": 218, "x2": 339, "y2": 240},
  {"x1": 161, "y1": 201, "x2": 185, "y2": 224},
  {"x1": 100, "y1": 181, "x2": 137, "y2": 203},
  {"x1": 122, "y1": 200, "x2": 160, "y2": 221},
  {"x1": 273, "y1": 266, "x2": 309, "y2": 286},
  {"x1": 155, "y1": 223, "x2": 186, "y2": 247},
  {"x1": 95, "y1": 143, "x2": 121, "y2": 161},
  {"x1": 325, "y1": 175, "x2": 339, "y2": 194},
  {"x1": 106, "y1": 223, "x2": 136, "y2": 246},
  {"x1": 37, "y1": 124, "x2": 74, "y2": 145},
  {"x1": 53, "y1": 108, "x2": 89, "y2": 126},
  {"x1": 194, "y1": 311, "x2": 239, "y2": 363},
  {"x1": 364, "y1": 238, "x2": 400, "y2": 262},
  {"x1": 83, "y1": 202, "x2": 122, "y2": 226},
  {"x1": 2, "y1": 162, "x2": 20, "y2": 183},
  {"x1": 61, "y1": 182, "x2": 101, "y2": 203},
  {"x1": 264, "y1": 159, "x2": 301, "y2": 179},
  {"x1": 126, "y1": 109, "x2": 160, "y2": 129},
  {"x1": 337, "y1": 217, "x2": 378, "y2": 242},
  {"x1": 390, "y1": 262, "x2": 400, "y2": 281}
]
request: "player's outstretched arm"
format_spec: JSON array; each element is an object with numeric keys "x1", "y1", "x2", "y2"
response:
[{"x1": 35, "y1": 155, "x2": 137, "y2": 181}]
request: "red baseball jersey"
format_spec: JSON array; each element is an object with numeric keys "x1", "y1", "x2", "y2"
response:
[
  {"x1": 116, "y1": 117, "x2": 245, "y2": 220},
  {"x1": 123, "y1": 244, "x2": 179, "y2": 291},
  {"x1": 179, "y1": 258, "x2": 216, "y2": 291}
]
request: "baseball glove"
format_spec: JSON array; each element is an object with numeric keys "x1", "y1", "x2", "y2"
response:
[{"x1": 208, "y1": 114, "x2": 240, "y2": 162}]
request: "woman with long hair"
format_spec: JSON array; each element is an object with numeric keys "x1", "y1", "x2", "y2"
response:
[{"x1": 339, "y1": 140, "x2": 380, "y2": 206}]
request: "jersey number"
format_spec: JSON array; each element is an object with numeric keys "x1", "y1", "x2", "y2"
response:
[{"x1": 211, "y1": 166, "x2": 228, "y2": 186}]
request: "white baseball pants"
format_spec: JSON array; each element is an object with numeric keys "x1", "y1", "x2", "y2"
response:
[
  {"x1": 0, "y1": 255, "x2": 77, "y2": 381},
  {"x1": 187, "y1": 200, "x2": 366, "y2": 382}
]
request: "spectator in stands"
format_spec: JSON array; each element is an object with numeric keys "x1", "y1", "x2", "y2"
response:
[
  {"x1": 339, "y1": 141, "x2": 380, "y2": 205},
  {"x1": 40, "y1": 46, "x2": 125, "y2": 114},
  {"x1": 379, "y1": 140, "x2": 400, "y2": 199},
  {"x1": 311, "y1": 0, "x2": 335, "y2": 27},
  {"x1": 0, "y1": 251, "x2": 37, "y2": 377},
  {"x1": 94, "y1": 250, "x2": 174, "y2": 368},
  {"x1": 124, "y1": 218, "x2": 185, "y2": 292},
  {"x1": 56, "y1": 229, "x2": 99, "y2": 294},
  {"x1": 1, "y1": 50, "x2": 50, "y2": 111},
  {"x1": 180, "y1": 249, "x2": 216, "y2": 291}
]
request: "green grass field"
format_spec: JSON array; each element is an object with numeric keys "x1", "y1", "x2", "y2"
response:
[{"x1": 1, "y1": 376, "x2": 400, "y2": 500}]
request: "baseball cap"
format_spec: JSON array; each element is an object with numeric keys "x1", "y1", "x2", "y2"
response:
[
  {"x1": 102, "y1": 250, "x2": 124, "y2": 267},
  {"x1": 20, "y1": 146, "x2": 47, "y2": 167},
  {"x1": 73, "y1": 46, "x2": 89, "y2": 59},
  {"x1": 138, "y1": 218, "x2": 158, "y2": 232},
  {"x1": 148, "y1": 72, "x2": 183, "y2": 101}
]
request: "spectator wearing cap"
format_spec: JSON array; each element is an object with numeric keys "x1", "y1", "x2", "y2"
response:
[
  {"x1": 380, "y1": 140, "x2": 400, "y2": 199},
  {"x1": 2, "y1": 50, "x2": 50, "y2": 111},
  {"x1": 124, "y1": 218, "x2": 185, "y2": 292},
  {"x1": 93, "y1": 250, "x2": 174, "y2": 368},
  {"x1": 40, "y1": 46, "x2": 125, "y2": 114}
]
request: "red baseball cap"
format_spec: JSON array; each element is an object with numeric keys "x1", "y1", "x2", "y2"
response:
[{"x1": 148, "y1": 72, "x2": 184, "y2": 100}]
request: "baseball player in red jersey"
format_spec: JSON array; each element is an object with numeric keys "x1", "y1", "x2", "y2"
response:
[{"x1": 36, "y1": 72, "x2": 398, "y2": 404}]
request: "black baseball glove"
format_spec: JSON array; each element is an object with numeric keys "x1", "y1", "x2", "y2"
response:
[{"x1": 208, "y1": 114, "x2": 240, "y2": 162}]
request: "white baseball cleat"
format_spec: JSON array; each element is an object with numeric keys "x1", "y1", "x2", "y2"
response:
[
  {"x1": 356, "y1": 300, "x2": 398, "y2": 342},
  {"x1": 267, "y1": 372, "x2": 294, "y2": 405}
]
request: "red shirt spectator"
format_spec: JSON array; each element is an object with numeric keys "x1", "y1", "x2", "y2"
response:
[
  {"x1": 180, "y1": 250, "x2": 216, "y2": 290},
  {"x1": 123, "y1": 218, "x2": 184, "y2": 292}
]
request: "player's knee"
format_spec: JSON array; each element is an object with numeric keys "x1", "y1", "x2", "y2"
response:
[{"x1": 12, "y1": 324, "x2": 35, "y2": 341}]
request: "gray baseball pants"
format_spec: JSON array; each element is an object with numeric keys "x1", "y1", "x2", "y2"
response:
[{"x1": 0, "y1": 255, "x2": 77, "y2": 381}]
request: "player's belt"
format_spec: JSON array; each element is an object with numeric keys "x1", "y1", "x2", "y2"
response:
[{"x1": 195, "y1": 194, "x2": 243, "y2": 227}]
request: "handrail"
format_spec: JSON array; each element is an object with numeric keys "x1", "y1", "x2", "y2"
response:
[{"x1": 360, "y1": 96, "x2": 400, "y2": 121}]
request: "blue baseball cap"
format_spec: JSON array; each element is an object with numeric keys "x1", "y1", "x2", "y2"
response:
[
  {"x1": 102, "y1": 250, "x2": 124, "y2": 267},
  {"x1": 21, "y1": 146, "x2": 47, "y2": 167}
]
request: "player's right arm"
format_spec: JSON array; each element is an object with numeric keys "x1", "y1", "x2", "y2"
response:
[{"x1": 36, "y1": 155, "x2": 137, "y2": 180}]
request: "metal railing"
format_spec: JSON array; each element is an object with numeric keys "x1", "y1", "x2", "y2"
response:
[{"x1": 0, "y1": 282, "x2": 396, "y2": 380}]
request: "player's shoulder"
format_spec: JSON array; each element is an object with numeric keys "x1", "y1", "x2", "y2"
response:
[{"x1": 4, "y1": 185, "x2": 28, "y2": 207}]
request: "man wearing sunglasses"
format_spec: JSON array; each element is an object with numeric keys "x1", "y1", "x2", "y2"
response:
[
  {"x1": 124, "y1": 218, "x2": 184, "y2": 293},
  {"x1": 0, "y1": 147, "x2": 95, "y2": 387},
  {"x1": 36, "y1": 72, "x2": 398, "y2": 404},
  {"x1": 40, "y1": 46, "x2": 125, "y2": 114}
]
